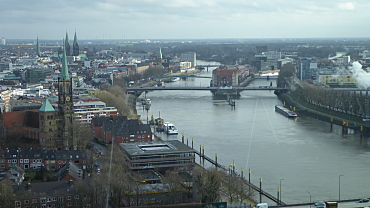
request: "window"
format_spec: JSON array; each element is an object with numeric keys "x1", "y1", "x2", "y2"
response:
[
  {"x1": 32, "y1": 199, "x2": 37, "y2": 203},
  {"x1": 66, "y1": 196, "x2": 71, "y2": 200},
  {"x1": 24, "y1": 200, "x2": 29, "y2": 204},
  {"x1": 24, "y1": 159, "x2": 29, "y2": 163},
  {"x1": 15, "y1": 201, "x2": 21, "y2": 207},
  {"x1": 67, "y1": 202, "x2": 72, "y2": 207},
  {"x1": 74, "y1": 195, "x2": 79, "y2": 199}
]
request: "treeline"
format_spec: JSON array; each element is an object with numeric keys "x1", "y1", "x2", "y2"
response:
[
  {"x1": 278, "y1": 62, "x2": 370, "y2": 120},
  {"x1": 96, "y1": 78, "x2": 132, "y2": 117}
]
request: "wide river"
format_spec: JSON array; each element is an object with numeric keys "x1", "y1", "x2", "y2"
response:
[{"x1": 136, "y1": 61, "x2": 370, "y2": 204}]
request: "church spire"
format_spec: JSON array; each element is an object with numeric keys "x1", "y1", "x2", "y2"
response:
[
  {"x1": 61, "y1": 43, "x2": 70, "y2": 81},
  {"x1": 72, "y1": 31, "x2": 79, "y2": 56},
  {"x1": 158, "y1": 46, "x2": 163, "y2": 63},
  {"x1": 65, "y1": 32, "x2": 71, "y2": 56}
]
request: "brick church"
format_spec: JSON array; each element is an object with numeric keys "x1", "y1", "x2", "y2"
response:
[{"x1": 0, "y1": 40, "x2": 75, "y2": 150}]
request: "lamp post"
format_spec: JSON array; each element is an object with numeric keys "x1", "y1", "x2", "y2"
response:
[
  {"x1": 339, "y1": 175, "x2": 344, "y2": 201},
  {"x1": 280, "y1": 179, "x2": 284, "y2": 204},
  {"x1": 307, "y1": 191, "x2": 311, "y2": 208}
]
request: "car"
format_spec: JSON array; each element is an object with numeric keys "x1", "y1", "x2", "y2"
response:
[
  {"x1": 359, "y1": 198, "x2": 369, "y2": 203},
  {"x1": 315, "y1": 201, "x2": 325, "y2": 208}
]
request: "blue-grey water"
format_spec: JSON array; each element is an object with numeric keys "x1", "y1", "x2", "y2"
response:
[{"x1": 136, "y1": 61, "x2": 370, "y2": 204}]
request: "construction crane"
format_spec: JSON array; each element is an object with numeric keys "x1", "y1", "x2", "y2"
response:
[{"x1": 12, "y1": 45, "x2": 34, "y2": 57}]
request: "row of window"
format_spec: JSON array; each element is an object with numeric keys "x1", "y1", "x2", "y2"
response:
[
  {"x1": 15, "y1": 195, "x2": 79, "y2": 207},
  {"x1": 132, "y1": 159, "x2": 194, "y2": 167},
  {"x1": 131, "y1": 153, "x2": 195, "y2": 160}
]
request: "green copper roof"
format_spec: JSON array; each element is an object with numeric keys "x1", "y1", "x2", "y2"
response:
[
  {"x1": 65, "y1": 32, "x2": 69, "y2": 44},
  {"x1": 39, "y1": 99, "x2": 55, "y2": 112},
  {"x1": 159, "y1": 47, "x2": 162, "y2": 59},
  {"x1": 61, "y1": 43, "x2": 70, "y2": 80},
  {"x1": 73, "y1": 31, "x2": 78, "y2": 46}
]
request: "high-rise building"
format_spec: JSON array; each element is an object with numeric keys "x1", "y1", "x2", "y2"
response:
[
  {"x1": 299, "y1": 58, "x2": 317, "y2": 81},
  {"x1": 1, "y1": 37, "x2": 5, "y2": 45},
  {"x1": 180, "y1": 52, "x2": 196, "y2": 67}
]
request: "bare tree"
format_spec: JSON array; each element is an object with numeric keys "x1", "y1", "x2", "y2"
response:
[
  {"x1": 73, "y1": 119, "x2": 93, "y2": 150},
  {"x1": 193, "y1": 167, "x2": 222, "y2": 203},
  {"x1": 0, "y1": 180, "x2": 14, "y2": 207}
]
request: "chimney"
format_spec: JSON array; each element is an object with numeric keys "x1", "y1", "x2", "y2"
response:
[
  {"x1": 27, "y1": 183, "x2": 31, "y2": 191},
  {"x1": 69, "y1": 180, "x2": 74, "y2": 187}
]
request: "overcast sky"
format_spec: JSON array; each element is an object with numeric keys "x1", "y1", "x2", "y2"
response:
[{"x1": 1, "y1": 0, "x2": 369, "y2": 40}]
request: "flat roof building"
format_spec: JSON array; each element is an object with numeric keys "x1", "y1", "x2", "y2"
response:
[{"x1": 119, "y1": 140, "x2": 195, "y2": 172}]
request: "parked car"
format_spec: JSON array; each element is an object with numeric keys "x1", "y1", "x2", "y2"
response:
[{"x1": 359, "y1": 198, "x2": 369, "y2": 203}]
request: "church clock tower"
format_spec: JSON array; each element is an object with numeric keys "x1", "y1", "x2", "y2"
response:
[{"x1": 58, "y1": 44, "x2": 75, "y2": 150}]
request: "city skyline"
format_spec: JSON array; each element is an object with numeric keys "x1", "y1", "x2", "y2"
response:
[{"x1": 1, "y1": 0, "x2": 369, "y2": 40}]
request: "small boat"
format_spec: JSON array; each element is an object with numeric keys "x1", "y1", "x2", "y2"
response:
[
  {"x1": 170, "y1": 77, "x2": 180, "y2": 82},
  {"x1": 162, "y1": 122, "x2": 179, "y2": 135},
  {"x1": 275, "y1": 105, "x2": 297, "y2": 118}
]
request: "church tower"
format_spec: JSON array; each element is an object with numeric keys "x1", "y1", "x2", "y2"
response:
[
  {"x1": 39, "y1": 99, "x2": 56, "y2": 149},
  {"x1": 58, "y1": 45, "x2": 75, "y2": 150},
  {"x1": 72, "y1": 31, "x2": 79, "y2": 56},
  {"x1": 65, "y1": 32, "x2": 71, "y2": 56}
]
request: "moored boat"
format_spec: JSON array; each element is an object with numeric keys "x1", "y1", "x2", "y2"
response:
[
  {"x1": 162, "y1": 122, "x2": 179, "y2": 135},
  {"x1": 275, "y1": 105, "x2": 297, "y2": 118}
]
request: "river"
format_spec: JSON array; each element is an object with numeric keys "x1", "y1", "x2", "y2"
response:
[{"x1": 136, "y1": 60, "x2": 370, "y2": 204}]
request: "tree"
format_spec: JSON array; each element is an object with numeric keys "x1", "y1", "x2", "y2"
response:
[
  {"x1": 277, "y1": 62, "x2": 296, "y2": 88},
  {"x1": 193, "y1": 167, "x2": 222, "y2": 203},
  {"x1": 163, "y1": 170, "x2": 184, "y2": 204},
  {"x1": 73, "y1": 119, "x2": 93, "y2": 150},
  {"x1": 0, "y1": 180, "x2": 14, "y2": 207}
]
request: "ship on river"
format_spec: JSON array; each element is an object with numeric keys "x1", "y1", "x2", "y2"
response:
[{"x1": 275, "y1": 105, "x2": 297, "y2": 118}]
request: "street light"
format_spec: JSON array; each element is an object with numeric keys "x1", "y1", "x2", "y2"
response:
[
  {"x1": 280, "y1": 179, "x2": 284, "y2": 204},
  {"x1": 307, "y1": 191, "x2": 311, "y2": 208},
  {"x1": 339, "y1": 175, "x2": 344, "y2": 201}
]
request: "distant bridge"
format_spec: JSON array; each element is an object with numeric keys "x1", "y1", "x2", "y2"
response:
[
  {"x1": 127, "y1": 86, "x2": 288, "y2": 92},
  {"x1": 152, "y1": 75, "x2": 212, "y2": 79}
]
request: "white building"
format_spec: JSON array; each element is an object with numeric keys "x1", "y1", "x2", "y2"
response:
[{"x1": 180, "y1": 52, "x2": 196, "y2": 68}]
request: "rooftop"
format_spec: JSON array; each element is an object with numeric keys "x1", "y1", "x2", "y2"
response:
[{"x1": 120, "y1": 140, "x2": 195, "y2": 156}]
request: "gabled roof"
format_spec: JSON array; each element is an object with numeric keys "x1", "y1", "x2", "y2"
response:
[
  {"x1": 12, "y1": 179, "x2": 93, "y2": 196},
  {"x1": 39, "y1": 99, "x2": 55, "y2": 112}
]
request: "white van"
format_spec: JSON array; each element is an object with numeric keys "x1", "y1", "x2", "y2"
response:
[{"x1": 255, "y1": 203, "x2": 268, "y2": 208}]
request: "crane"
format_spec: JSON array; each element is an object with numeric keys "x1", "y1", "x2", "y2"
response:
[{"x1": 12, "y1": 45, "x2": 34, "y2": 57}]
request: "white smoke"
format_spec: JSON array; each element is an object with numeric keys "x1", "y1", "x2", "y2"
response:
[{"x1": 351, "y1": 61, "x2": 370, "y2": 89}]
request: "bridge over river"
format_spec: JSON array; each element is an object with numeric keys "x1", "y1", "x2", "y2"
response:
[{"x1": 127, "y1": 86, "x2": 288, "y2": 92}]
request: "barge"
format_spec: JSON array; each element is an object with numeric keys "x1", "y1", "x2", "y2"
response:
[{"x1": 275, "y1": 105, "x2": 297, "y2": 118}]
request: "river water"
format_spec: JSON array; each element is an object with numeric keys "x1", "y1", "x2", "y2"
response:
[{"x1": 136, "y1": 61, "x2": 370, "y2": 204}]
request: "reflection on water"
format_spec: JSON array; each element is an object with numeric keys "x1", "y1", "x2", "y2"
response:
[{"x1": 137, "y1": 61, "x2": 370, "y2": 204}]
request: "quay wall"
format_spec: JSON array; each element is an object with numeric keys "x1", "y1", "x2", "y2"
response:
[{"x1": 277, "y1": 92, "x2": 370, "y2": 135}]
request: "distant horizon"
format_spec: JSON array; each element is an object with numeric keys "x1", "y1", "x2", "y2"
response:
[{"x1": 3, "y1": 36, "x2": 370, "y2": 42}]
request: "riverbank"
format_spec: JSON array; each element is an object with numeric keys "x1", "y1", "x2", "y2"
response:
[{"x1": 278, "y1": 92, "x2": 370, "y2": 135}]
